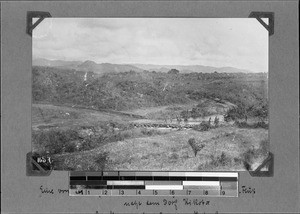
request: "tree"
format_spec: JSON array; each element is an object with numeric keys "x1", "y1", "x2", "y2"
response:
[
  {"x1": 176, "y1": 115, "x2": 182, "y2": 124},
  {"x1": 225, "y1": 106, "x2": 248, "y2": 122},
  {"x1": 191, "y1": 108, "x2": 199, "y2": 119},
  {"x1": 251, "y1": 104, "x2": 268, "y2": 122},
  {"x1": 168, "y1": 69, "x2": 180, "y2": 75},
  {"x1": 214, "y1": 116, "x2": 219, "y2": 127},
  {"x1": 180, "y1": 110, "x2": 190, "y2": 122}
]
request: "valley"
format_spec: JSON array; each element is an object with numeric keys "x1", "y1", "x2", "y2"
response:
[{"x1": 32, "y1": 65, "x2": 269, "y2": 171}]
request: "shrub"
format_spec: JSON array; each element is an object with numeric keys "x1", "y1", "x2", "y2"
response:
[
  {"x1": 234, "y1": 121, "x2": 268, "y2": 129},
  {"x1": 198, "y1": 152, "x2": 232, "y2": 170},
  {"x1": 193, "y1": 121, "x2": 212, "y2": 131},
  {"x1": 190, "y1": 106, "x2": 210, "y2": 119},
  {"x1": 218, "y1": 152, "x2": 231, "y2": 166},
  {"x1": 94, "y1": 152, "x2": 109, "y2": 170},
  {"x1": 233, "y1": 157, "x2": 242, "y2": 164},
  {"x1": 34, "y1": 129, "x2": 83, "y2": 154},
  {"x1": 33, "y1": 128, "x2": 111, "y2": 155},
  {"x1": 107, "y1": 132, "x2": 125, "y2": 142},
  {"x1": 141, "y1": 128, "x2": 163, "y2": 136},
  {"x1": 120, "y1": 130, "x2": 133, "y2": 139},
  {"x1": 225, "y1": 104, "x2": 268, "y2": 123},
  {"x1": 80, "y1": 139, "x2": 97, "y2": 151},
  {"x1": 33, "y1": 130, "x2": 69, "y2": 155},
  {"x1": 253, "y1": 121, "x2": 268, "y2": 129},
  {"x1": 234, "y1": 121, "x2": 248, "y2": 128},
  {"x1": 250, "y1": 105, "x2": 268, "y2": 122},
  {"x1": 225, "y1": 106, "x2": 246, "y2": 121},
  {"x1": 95, "y1": 134, "x2": 108, "y2": 144},
  {"x1": 169, "y1": 153, "x2": 179, "y2": 160},
  {"x1": 207, "y1": 152, "x2": 231, "y2": 167},
  {"x1": 64, "y1": 142, "x2": 77, "y2": 153},
  {"x1": 64, "y1": 129, "x2": 80, "y2": 140}
]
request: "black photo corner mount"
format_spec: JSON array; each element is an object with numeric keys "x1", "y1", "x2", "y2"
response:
[
  {"x1": 26, "y1": 11, "x2": 52, "y2": 36},
  {"x1": 26, "y1": 152, "x2": 53, "y2": 176},
  {"x1": 26, "y1": 11, "x2": 52, "y2": 174},
  {"x1": 248, "y1": 152, "x2": 274, "y2": 177},
  {"x1": 247, "y1": 11, "x2": 274, "y2": 177},
  {"x1": 249, "y1": 12, "x2": 274, "y2": 36}
]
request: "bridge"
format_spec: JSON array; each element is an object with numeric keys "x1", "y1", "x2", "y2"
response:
[{"x1": 131, "y1": 122, "x2": 196, "y2": 129}]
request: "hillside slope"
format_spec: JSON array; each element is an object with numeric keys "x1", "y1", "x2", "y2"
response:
[{"x1": 32, "y1": 66, "x2": 268, "y2": 112}]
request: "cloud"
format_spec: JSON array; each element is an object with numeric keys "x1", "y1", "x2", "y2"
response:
[
  {"x1": 77, "y1": 18, "x2": 130, "y2": 30},
  {"x1": 33, "y1": 18, "x2": 268, "y2": 72}
]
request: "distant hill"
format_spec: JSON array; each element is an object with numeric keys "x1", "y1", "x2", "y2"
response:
[
  {"x1": 33, "y1": 58, "x2": 82, "y2": 68},
  {"x1": 33, "y1": 58, "x2": 143, "y2": 74},
  {"x1": 33, "y1": 58, "x2": 256, "y2": 74},
  {"x1": 77, "y1": 61, "x2": 143, "y2": 74},
  {"x1": 133, "y1": 64, "x2": 254, "y2": 73}
]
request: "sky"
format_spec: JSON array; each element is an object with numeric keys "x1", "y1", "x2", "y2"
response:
[{"x1": 33, "y1": 18, "x2": 268, "y2": 72}]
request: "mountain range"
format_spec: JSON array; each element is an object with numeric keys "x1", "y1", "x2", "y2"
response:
[{"x1": 33, "y1": 58, "x2": 255, "y2": 74}]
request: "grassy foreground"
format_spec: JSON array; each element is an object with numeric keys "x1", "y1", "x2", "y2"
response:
[
  {"x1": 32, "y1": 103, "x2": 269, "y2": 171},
  {"x1": 50, "y1": 127, "x2": 268, "y2": 171}
]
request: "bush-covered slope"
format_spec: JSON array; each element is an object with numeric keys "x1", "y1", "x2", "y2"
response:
[{"x1": 32, "y1": 66, "x2": 268, "y2": 112}]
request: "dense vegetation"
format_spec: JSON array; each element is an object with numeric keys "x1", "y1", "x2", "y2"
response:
[{"x1": 32, "y1": 66, "x2": 268, "y2": 116}]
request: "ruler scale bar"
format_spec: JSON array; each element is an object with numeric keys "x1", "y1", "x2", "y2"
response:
[
  {"x1": 183, "y1": 185, "x2": 221, "y2": 190},
  {"x1": 145, "y1": 181, "x2": 182, "y2": 185},
  {"x1": 107, "y1": 181, "x2": 145, "y2": 185},
  {"x1": 183, "y1": 181, "x2": 220, "y2": 186},
  {"x1": 69, "y1": 171, "x2": 238, "y2": 197},
  {"x1": 145, "y1": 185, "x2": 184, "y2": 190},
  {"x1": 70, "y1": 180, "x2": 107, "y2": 185}
]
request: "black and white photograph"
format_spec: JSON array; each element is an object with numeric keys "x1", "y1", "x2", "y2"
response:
[
  {"x1": 32, "y1": 18, "x2": 269, "y2": 171},
  {"x1": 2, "y1": 1, "x2": 299, "y2": 213}
]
